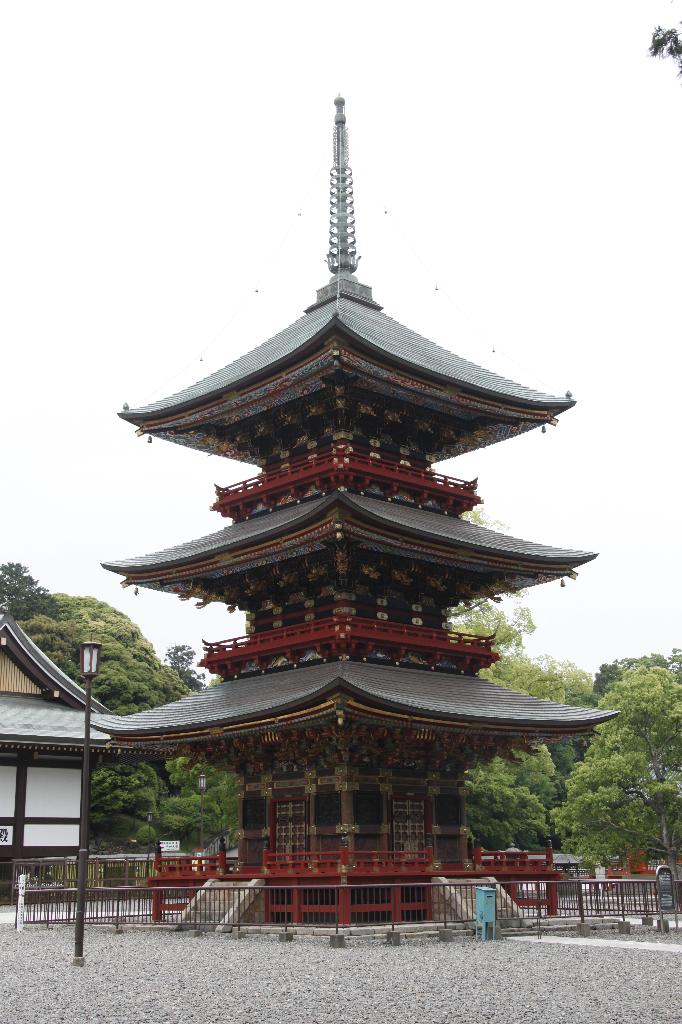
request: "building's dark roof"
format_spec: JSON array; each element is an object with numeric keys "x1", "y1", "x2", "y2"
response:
[
  {"x1": 120, "y1": 294, "x2": 574, "y2": 423},
  {"x1": 94, "y1": 661, "x2": 614, "y2": 738},
  {"x1": 0, "y1": 694, "x2": 110, "y2": 747},
  {"x1": 102, "y1": 491, "x2": 596, "y2": 576},
  {"x1": 0, "y1": 611, "x2": 109, "y2": 714}
]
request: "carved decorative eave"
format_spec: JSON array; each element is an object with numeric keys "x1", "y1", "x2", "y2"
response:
[
  {"x1": 102, "y1": 492, "x2": 595, "y2": 598},
  {"x1": 119, "y1": 315, "x2": 573, "y2": 464},
  {"x1": 94, "y1": 666, "x2": 616, "y2": 749}
]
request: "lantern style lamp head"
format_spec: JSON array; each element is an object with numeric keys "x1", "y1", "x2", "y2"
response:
[
  {"x1": 198, "y1": 772, "x2": 207, "y2": 794},
  {"x1": 79, "y1": 642, "x2": 102, "y2": 679}
]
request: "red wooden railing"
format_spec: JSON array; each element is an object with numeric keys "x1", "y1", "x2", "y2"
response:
[
  {"x1": 263, "y1": 849, "x2": 433, "y2": 877},
  {"x1": 201, "y1": 615, "x2": 498, "y2": 677},
  {"x1": 151, "y1": 847, "x2": 557, "y2": 881},
  {"x1": 473, "y1": 846, "x2": 554, "y2": 871},
  {"x1": 212, "y1": 446, "x2": 480, "y2": 520}
]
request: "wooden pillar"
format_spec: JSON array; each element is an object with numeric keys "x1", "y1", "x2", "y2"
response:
[
  {"x1": 307, "y1": 790, "x2": 317, "y2": 853},
  {"x1": 457, "y1": 786, "x2": 469, "y2": 862},
  {"x1": 236, "y1": 791, "x2": 247, "y2": 864},
  {"x1": 13, "y1": 754, "x2": 28, "y2": 858},
  {"x1": 379, "y1": 779, "x2": 390, "y2": 852},
  {"x1": 340, "y1": 789, "x2": 354, "y2": 848}
]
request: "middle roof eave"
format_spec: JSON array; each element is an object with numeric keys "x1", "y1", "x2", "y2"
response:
[{"x1": 101, "y1": 491, "x2": 596, "y2": 576}]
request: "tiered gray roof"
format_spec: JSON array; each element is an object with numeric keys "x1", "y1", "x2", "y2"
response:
[
  {"x1": 0, "y1": 694, "x2": 110, "y2": 746},
  {"x1": 102, "y1": 491, "x2": 596, "y2": 575},
  {"x1": 94, "y1": 661, "x2": 614, "y2": 737},
  {"x1": 120, "y1": 294, "x2": 574, "y2": 423}
]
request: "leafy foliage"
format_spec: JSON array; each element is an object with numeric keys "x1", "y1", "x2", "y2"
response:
[
  {"x1": 164, "y1": 644, "x2": 205, "y2": 693},
  {"x1": 450, "y1": 598, "x2": 597, "y2": 848},
  {"x1": 484, "y1": 653, "x2": 596, "y2": 706},
  {"x1": 157, "y1": 758, "x2": 239, "y2": 848},
  {"x1": 555, "y1": 668, "x2": 682, "y2": 874},
  {"x1": 651, "y1": 24, "x2": 682, "y2": 79},
  {"x1": 90, "y1": 763, "x2": 160, "y2": 831},
  {"x1": 21, "y1": 593, "x2": 189, "y2": 714},
  {"x1": 466, "y1": 752, "x2": 552, "y2": 849},
  {"x1": 0, "y1": 563, "x2": 58, "y2": 620},
  {"x1": 594, "y1": 651, "x2": 682, "y2": 696}
]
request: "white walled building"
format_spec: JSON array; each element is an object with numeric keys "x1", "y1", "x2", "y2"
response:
[{"x1": 0, "y1": 611, "x2": 109, "y2": 862}]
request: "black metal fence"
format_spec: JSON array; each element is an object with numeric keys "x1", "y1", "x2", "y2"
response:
[{"x1": 15, "y1": 878, "x2": 682, "y2": 931}]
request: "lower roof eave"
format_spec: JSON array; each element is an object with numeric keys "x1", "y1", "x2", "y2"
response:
[{"x1": 95, "y1": 672, "x2": 617, "y2": 745}]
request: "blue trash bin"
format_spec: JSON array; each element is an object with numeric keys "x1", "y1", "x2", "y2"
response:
[{"x1": 475, "y1": 885, "x2": 497, "y2": 941}]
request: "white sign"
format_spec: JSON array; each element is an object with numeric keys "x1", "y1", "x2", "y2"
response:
[
  {"x1": 16, "y1": 873, "x2": 27, "y2": 932},
  {"x1": 159, "y1": 840, "x2": 180, "y2": 853},
  {"x1": 0, "y1": 825, "x2": 13, "y2": 846}
]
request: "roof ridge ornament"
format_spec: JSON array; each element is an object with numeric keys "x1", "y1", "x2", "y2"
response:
[
  {"x1": 327, "y1": 95, "x2": 358, "y2": 276},
  {"x1": 307, "y1": 97, "x2": 380, "y2": 312}
]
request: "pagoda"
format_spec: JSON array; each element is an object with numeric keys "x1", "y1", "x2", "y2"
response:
[{"x1": 99, "y1": 97, "x2": 613, "y2": 901}]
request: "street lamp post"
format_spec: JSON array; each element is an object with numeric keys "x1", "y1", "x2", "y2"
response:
[
  {"x1": 146, "y1": 811, "x2": 153, "y2": 864},
  {"x1": 73, "y1": 641, "x2": 101, "y2": 967},
  {"x1": 198, "y1": 772, "x2": 207, "y2": 854}
]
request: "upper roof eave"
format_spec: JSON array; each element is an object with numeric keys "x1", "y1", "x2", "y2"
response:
[{"x1": 118, "y1": 297, "x2": 574, "y2": 427}]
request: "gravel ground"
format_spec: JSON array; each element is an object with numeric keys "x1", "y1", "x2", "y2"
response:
[
  {"x1": 2, "y1": 924, "x2": 681, "y2": 1024},
  {"x1": 609, "y1": 925, "x2": 682, "y2": 945}
]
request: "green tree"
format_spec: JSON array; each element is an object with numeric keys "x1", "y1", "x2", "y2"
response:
[
  {"x1": 21, "y1": 594, "x2": 189, "y2": 713},
  {"x1": 90, "y1": 763, "x2": 161, "y2": 846},
  {"x1": 164, "y1": 644, "x2": 205, "y2": 693},
  {"x1": 466, "y1": 754, "x2": 550, "y2": 849},
  {"x1": 595, "y1": 652, "x2": 682, "y2": 696},
  {"x1": 450, "y1": 595, "x2": 535, "y2": 658},
  {"x1": 651, "y1": 23, "x2": 682, "y2": 79},
  {"x1": 0, "y1": 562, "x2": 57, "y2": 619},
  {"x1": 483, "y1": 653, "x2": 596, "y2": 706},
  {"x1": 158, "y1": 758, "x2": 239, "y2": 849},
  {"x1": 555, "y1": 668, "x2": 682, "y2": 875},
  {"x1": 450, "y1": 598, "x2": 597, "y2": 848}
]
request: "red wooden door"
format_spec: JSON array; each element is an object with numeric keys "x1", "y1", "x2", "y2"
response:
[
  {"x1": 274, "y1": 799, "x2": 306, "y2": 853},
  {"x1": 392, "y1": 797, "x2": 425, "y2": 851}
]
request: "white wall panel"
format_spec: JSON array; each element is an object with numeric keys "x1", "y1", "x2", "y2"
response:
[
  {"x1": 24, "y1": 823, "x2": 80, "y2": 847},
  {"x1": 0, "y1": 765, "x2": 17, "y2": 816},
  {"x1": 25, "y1": 767, "x2": 81, "y2": 817}
]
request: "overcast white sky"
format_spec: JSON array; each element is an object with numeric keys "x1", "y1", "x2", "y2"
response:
[{"x1": 2, "y1": 1, "x2": 681, "y2": 679}]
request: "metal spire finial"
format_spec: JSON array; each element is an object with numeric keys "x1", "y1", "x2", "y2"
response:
[{"x1": 327, "y1": 95, "x2": 358, "y2": 276}]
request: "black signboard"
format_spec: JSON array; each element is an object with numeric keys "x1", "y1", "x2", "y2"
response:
[{"x1": 656, "y1": 865, "x2": 676, "y2": 913}]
